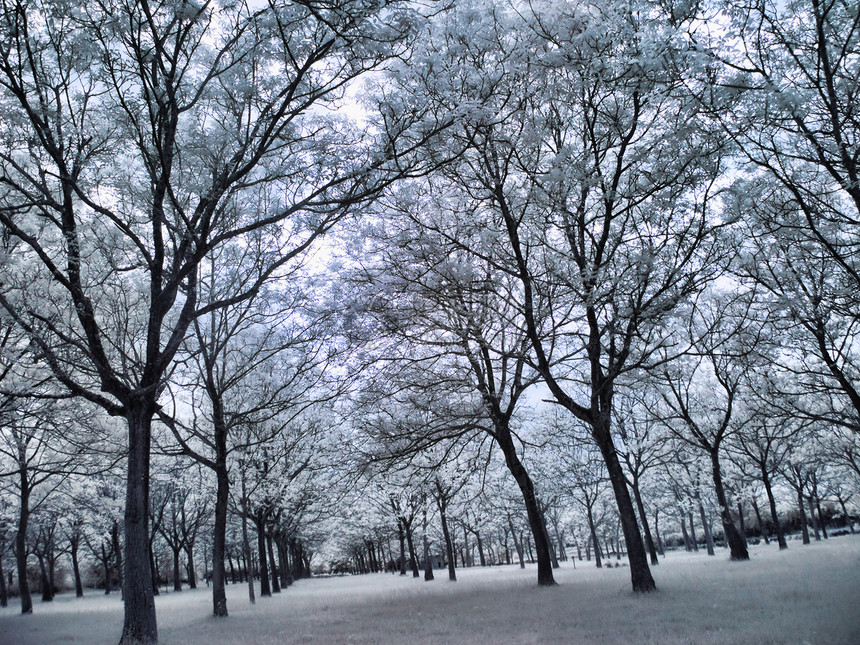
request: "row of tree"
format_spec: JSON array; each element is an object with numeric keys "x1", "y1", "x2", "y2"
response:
[{"x1": 0, "y1": 0, "x2": 858, "y2": 643}]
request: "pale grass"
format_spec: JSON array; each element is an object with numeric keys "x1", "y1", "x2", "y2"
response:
[{"x1": 1, "y1": 535, "x2": 858, "y2": 644}]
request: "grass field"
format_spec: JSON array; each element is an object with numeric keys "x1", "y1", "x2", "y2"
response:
[{"x1": 2, "y1": 535, "x2": 858, "y2": 644}]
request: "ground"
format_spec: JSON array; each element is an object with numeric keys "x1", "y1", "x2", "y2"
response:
[{"x1": 2, "y1": 535, "x2": 859, "y2": 644}]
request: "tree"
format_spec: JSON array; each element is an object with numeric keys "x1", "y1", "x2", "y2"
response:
[
  {"x1": 0, "y1": 1, "x2": 422, "y2": 640},
  {"x1": 380, "y1": 0, "x2": 732, "y2": 592}
]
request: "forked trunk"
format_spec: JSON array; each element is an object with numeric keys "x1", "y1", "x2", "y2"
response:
[
  {"x1": 762, "y1": 470, "x2": 787, "y2": 549},
  {"x1": 592, "y1": 416, "x2": 655, "y2": 591}
]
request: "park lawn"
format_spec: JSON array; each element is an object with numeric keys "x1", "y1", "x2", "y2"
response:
[{"x1": 1, "y1": 534, "x2": 858, "y2": 645}]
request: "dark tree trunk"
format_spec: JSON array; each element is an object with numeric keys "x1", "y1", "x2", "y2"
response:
[
  {"x1": 267, "y1": 535, "x2": 280, "y2": 593},
  {"x1": 750, "y1": 497, "x2": 768, "y2": 544},
  {"x1": 120, "y1": 404, "x2": 157, "y2": 645},
  {"x1": 439, "y1": 510, "x2": 456, "y2": 582},
  {"x1": 508, "y1": 519, "x2": 525, "y2": 569},
  {"x1": 148, "y1": 543, "x2": 158, "y2": 595},
  {"x1": 632, "y1": 482, "x2": 658, "y2": 565},
  {"x1": 38, "y1": 553, "x2": 52, "y2": 601},
  {"x1": 0, "y1": 555, "x2": 7, "y2": 607},
  {"x1": 16, "y1": 468, "x2": 32, "y2": 614},
  {"x1": 111, "y1": 520, "x2": 124, "y2": 600},
  {"x1": 422, "y1": 511, "x2": 433, "y2": 582},
  {"x1": 71, "y1": 541, "x2": 84, "y2": 597},
  {"x1": 838, "y1": 499, "x2": 855, "y2": 534},
  {"x1": 256, "y1": 519, "x2": 271, "y2": 597},
  {"x1": 797, "y1": 489, "x2": 811, "y2": 544},
  {"x1": 710, "y1": 452, "x2": 748, "y2": 560},
  {"x1": 586, "y1": 506, "x2": 602, "y2": 568},
  {"x1": 762, "y1": 470, "x2": 787, "y2": 549},
  {"x1": 185, "y1": 545, "x2": 196, "y2": 589},
  {"x1": 405, "y1": 524, "x2": 419, "y2": 578},
  {"x1": 397, "y1": 519, "x2": 407, "y2": 575},
  {"x1": 241, "y1": 501, "x2": 255, "y2": 604},
  {"x1": 463, "y1": 524, "x2": 471, "y2": 567},
  {"x1": 654, "y1": 510, "x2": 665, "y2": 556},
  {"x1": 103, "y1": 543, "x2": 113, "y2": 595},
  {"x1": 495, "y1": 430, "x2": 555, "y2": 585},
  {"x1": 592, "y1": 415, "x2": 655, "y2": 591},
  {"x1": 688, "y1": 511, "x2": 699, "y2": 551},
  {"x1": 680, "y1": 515, "x2": 692, "y2": 552},
  {"x1": 172, "y1": 548, "x2": 182, "y2": 592},
  {"x1": 699, "y1": 503, "x2": 715, "y2": 556}
]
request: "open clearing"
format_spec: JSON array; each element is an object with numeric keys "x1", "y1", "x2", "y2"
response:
[{"x1": 2, "y1": 535, "x2": 859, "y2": 645}]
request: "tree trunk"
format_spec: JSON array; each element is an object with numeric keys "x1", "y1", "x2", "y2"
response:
[
  {"x1": 632, "y1": 482, "x2": 658, "y2": 565},
  {"x1": 241, "y1": 502, "x2": 255, "y2": 604},
  {"x1": 680, "y1": 515, "x2": 692, "y2": 552},
  {"x1": 797, "y1": 489, "x2": 810, "y2": 544},
  {"x1": 815, "y1": 497, "x2": 828, "y2": 539},
  {"x1": 16, "y1": 462, "x2": 32, "y2": 614},
  {"x1": 185, "y1": 545, "x2": 196, "y2": 589},
  {"x1": 172, "y1": 548, "x2": 182, "y2": 592},
  {"x1": 838, "y1": 499, "x2": 855, "y2": 534},
  {"x1": 256, "y1": 518, "x2": 271, "y2": 597},
  {"x1": 111, "y1": 520, "x2": 124, "y2": 600},
  {"x1": 762, "y1": 470, "x2": 787, "y2": 549},
  {"x1": 750, "y1": 497, "x2": 768, "y2": 544},
  {"x1": 592, "y1": 415, "x2": 655, "y2": 591},
  {"x1": 267, "y1": 535, "x2": 280, "y2": 593},
  {"x1": 586, "y1": 505, "x2": 602, "y2": 568},
  {"x1": 71, "y1": 541, "x2": 84, "y2": 597},
  {"x1": 38, "y1": 553, "x2": 52, "y2": 601},
  {"x1": 405, "y1": 524, "x2": 419, "y2": 578},
  {"x1": 210, "y1": 412, "x2": 230, "y2": 616},
  {"x1": 398, "y1": 519, "x2": 407, "y2": 575},
  {"x1": 688, "y1": 511, "x2": 699, "y2": 551},
  {"x1": 0, "y1": 555, "x2": 7, "y2": 607},
  {"x1": 422, "y1": 511, "x2": 434, "y2": 582},
  {"x1": 439, "y1": 509, "x2": 457, "y2": 581},
  {"x1": 508, "y1": 519, "x2": 525, "y2": 569},
  {"x1": 699, "y1": 503, "x2": 715, "y2": 556},
  {"x1": 710, "y1": 451, "x2": 748, "y2": 560},
  {"x1": 103, "y1": 544, "x2": 113, "y2": 595},
  {"x1": 495, "y1": 430, "x2": 555, "y2": 585},
  {"x1": 120, "y1": 404, "x2": 157, "y2": 645},
  {"x1": 654, "y1": 510, "x2": 665, "y2": 556}
]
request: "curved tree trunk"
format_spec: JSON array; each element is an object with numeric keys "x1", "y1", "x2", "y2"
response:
[
  {"x1": 71, "y1": 541, "x2": 84, "y2": 597},
  {"x1": 439, "y1": 510, "x2": 456, "y2": 582},
  {"x1": 699, "y1": 503, "x2": 715, "y2": 556},
  {"x1": 710, "y1": 452, "x2": 748, "y2": 560},
  {"x1": 631, "y1": 481, "x2": 658, "y2": 565},
  {"x1": 761, "y1": 470, "x2": 787, "y2": 549},
  {"x1": 593, "y1": 416, "x2": 655, "y2": 591},
  {"x1": 495, "y1": 429, "x2": 555, "y2": 585}
]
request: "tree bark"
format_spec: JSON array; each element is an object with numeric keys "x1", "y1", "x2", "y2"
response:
[
  {"x1": 120, "y1": 405, "x2": 157, "y2": 645},
  {"x1": 750, "y1": 497, "x2": 768, "y2": 544},
  {"x1": 763, "y1": 469, "x2": 788, "y2": 549},
  {"x1": 496, "y1": 431, "x2": 555, "y2": 585},
  {"x1": 16, "y1": 455, "x2": 32, "y2": 614},
  {"x1": 710, "y1": 452, "x2": 748, "y2": 560},
  {"x1": 267, "y1": 535, "x2": 280, "y2": 593},
  {"x1": 632, "y1": 482, "x2": 658, "y2": 565},
  {"x1": 397, "y1": 519, "x2": 407, "y2": 575},
  {"x1": 699, "y1": 503, "x2": 715, "y2": 556},
  {"x1": 439, "y1": 509, "x2": 456, "y2": 582},
  {"x1": 593, "y1": 416, "x2": 655, "y2": 590},
  {"x1": 71, "y1": 540, "x2": 84, "y2": 597},
  {"x1": 797, "y1": 490, "x2": 811, "y2": 545},
  {"x1": 256, "y1": 517, "x2": 271, "y2": 597},
  {"x1": 405, "y1": 524, "x2": 419, "y2": 578}
]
